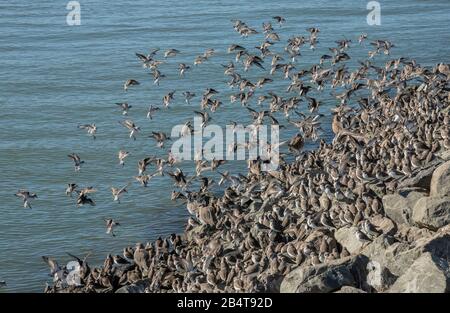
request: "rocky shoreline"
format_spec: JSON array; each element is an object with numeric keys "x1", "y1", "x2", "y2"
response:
[
  {"x1": 46, "y1": 132, "x2": 450, "y2": 293},
  {"x1": 43, "y1": 30, "x2": 450, "y2": 293}
]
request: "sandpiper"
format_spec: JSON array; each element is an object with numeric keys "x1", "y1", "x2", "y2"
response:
[
  {"x1": 77, "y1": 123, "x2": 97, "y2": 140},
  {"x1": 67, "y1": 153, "x2": 85, "y2": 172},
  {"x1": 105, "y1": 219, "x2": 120, "y2": 237},
  {"x1": 116, "y1": 102, "x2": 132, "y2": 115},
  {"x1": 123, "y1": 79, "x2": 139, "y2": 91},
  {"x1": 15, "y1": 190, "x2": 37, "y2": 209},
  {"x1": 118, "y1": 150, "x2": 130, "y2": 167},
  {"x1": 111, "y1": 183, "x2": 130, "y2": 203},
  {"x1": 119, "y1": 119, "x2": 140, "y2": 140},
  {"x1": 146, "y1": 105, "x2": 160, "y2": 120}
]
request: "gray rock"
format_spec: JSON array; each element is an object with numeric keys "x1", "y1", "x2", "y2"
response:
[
  {"x1": 280, "y1": 255, "x2": 369, "y2": 293},
  {"x1": 334, "y1": 286, "x2": 366, "y2": 293},
  {"x1": 382, "y1": 188, "x2": 427, "y2": 225},
  {"x1": 430, "y1": 160, "x2": 450, "y2": 197},
  {"x1": 412, "y1": 196, "x2": 450, "y2": 230},
  {"x1": 334, "y1": 227, "x2": 364, "y2": 254},
  {"x1": 388, "y1": 252, "x2": 450, "y2": 293}
]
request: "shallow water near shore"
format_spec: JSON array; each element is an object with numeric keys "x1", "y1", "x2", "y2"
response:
[{"x1": 0, "y1": 0, "x2": 449, "y2": 292}]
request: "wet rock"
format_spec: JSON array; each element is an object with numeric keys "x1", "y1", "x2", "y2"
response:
[
  {"x1": 382, "y1": 188, "x2": 427, "y2": 225},
  {"x1": 430, "y1": 160, "x2": 450, "y2": 197},
  {"x1": 412, "y1": 196, "x2": 450, "y2": 230},
  {"x1": 334, "y1": 227, "x2": 364, "y2": 254},
  {"x1": 334, "y1": 286, "x2": 366, "y2": 293},
  {"x1": 388, "y1": 252, "x2": 450, "y2": 293},
  {"x1": 280, "y1": 255, "x2": 369, "y2": 293}
]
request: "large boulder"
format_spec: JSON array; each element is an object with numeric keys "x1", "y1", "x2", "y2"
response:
[
  {"x1": 280, "y1": 255, "x2": 369, "y2": 293},
  {"x1": 412, "y1": 196, "x2": 450, "y2": 230},
  {"x1": 382, "y1": 188, "x2": 427, "y2": 225},
  {"x1": 361, "y1": 236, "x2": 420, "y2": 277},
  {"x1": 362, "y1": 227, "x2": 450, "y2": 278},
  {"x1": 387, "y1": 252, "x2": 449, "y2": 293},
  {"x1": 430, "y1": 160, "x2": 450, "y2": 197}
]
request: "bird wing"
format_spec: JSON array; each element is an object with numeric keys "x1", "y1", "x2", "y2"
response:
[{"x1": 42, "y1": 256, "x2": 59, "y2": 273}]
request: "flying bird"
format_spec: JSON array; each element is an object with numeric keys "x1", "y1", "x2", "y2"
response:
[
  {"x1": 15, "y1": 190, "x2": 37, "y2": 209},
  {"x1": 67, "y1": 153, "x2": 85, "y2": 172},
  {"x1": 123, "y1": 79, "x2": 140, "y2": 91}
]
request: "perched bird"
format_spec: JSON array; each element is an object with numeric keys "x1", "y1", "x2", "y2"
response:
[{"x1": 354, "y1": 228, "x2": 372, "y2": 244}]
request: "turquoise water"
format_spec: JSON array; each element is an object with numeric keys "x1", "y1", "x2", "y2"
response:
[{"x1": 0, "y1": 0, "x2": 449, "y2": 292}]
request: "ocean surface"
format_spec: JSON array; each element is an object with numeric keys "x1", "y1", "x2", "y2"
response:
[{"x1": 0, "y1": 0, "x2": 449, "y2": 292}]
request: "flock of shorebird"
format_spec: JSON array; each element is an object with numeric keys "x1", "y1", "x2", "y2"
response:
[{"x1": 13, "y1": 16, "x2": 450, "y2": 293}]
